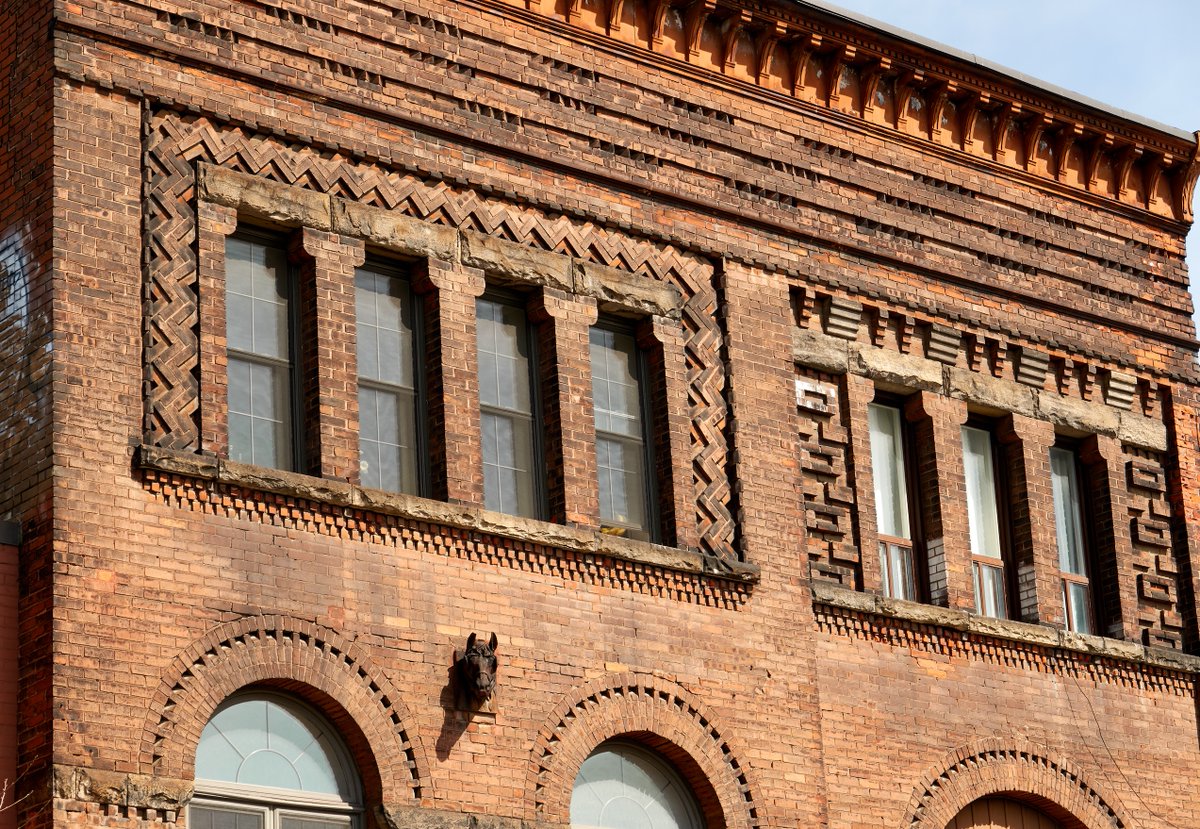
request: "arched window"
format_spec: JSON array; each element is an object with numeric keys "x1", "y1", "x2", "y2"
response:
[
  {"x1": 191, "y1": 692, "x2": 362, "y2": 829},
  {"x1": 947, "y1": 798, "x2": 1063, "y2": 829},
  {"x1": 570, "y1": 740, "x2": 704, "y2": 829}
]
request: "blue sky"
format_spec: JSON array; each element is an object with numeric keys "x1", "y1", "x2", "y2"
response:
[{"x1": 819, "y1": 0, "x2": 1200, "y2": 329}]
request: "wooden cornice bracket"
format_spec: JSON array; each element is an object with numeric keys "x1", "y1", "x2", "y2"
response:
[
  {"x1": 926, "y1": 81, "x2": 949, "y2": 142},
  {"x1": 1113, "y1": 143, "x2": 1143, "y2": 201},
  {"x1": 1177, "y1": 130, "x2": 1200, "y2": 222},
  {"x1": 605, "y1": 0, "x2": 625, "y2": 35},
  {"x1": 754, "y1": 19, "x2": 785, "y2": 84},
  {"x1": 649, "y1": 0, "x2": 670, "y2": 48},
  {"x1": 1142, "y1": 152, "x2": 1164, "y2": 210},
  {"x1": 1053, "y1": 123, "x2": 1083, "y2": 182},
  {"x1": 563, "y1": 0, "x2": 584, "y2": 25},
  {"x1": 721, "y1": 9, "x2": 751, "y2": 73},
  {"x1": 991, "y1": 102, "x2": 1016, "y2": 163},
  {"x1": 1084, "y1": 134, "x2": 1114, "y2": 192},
  {"x1": 893, "y1": 69, "x2": 922, "y2": 131},
  {"x1": 684, "y1": 0, "x2": 716, "y2": 61},
  {"x1": 787, "y1": 32, "x2": 821, "y2": 97},
  {"x1": 859, "y1": 58, "x2": 887, "y2": 118},
  {"x1": 1021, "y1": 113, "x2": 1051, "y2": 171},
  {"x1": 825, "y1": 44, "x2": 849, "y2": 106},
  {"x1": 957, "y1": 94, "x2": 980, "y2": 152}
]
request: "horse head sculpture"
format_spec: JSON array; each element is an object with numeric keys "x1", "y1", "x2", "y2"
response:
[{"x1": 455, "y1": 632, "x2": 498, "y2": 708}]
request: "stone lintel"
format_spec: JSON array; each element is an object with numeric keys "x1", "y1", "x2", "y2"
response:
[
  {"x1": 333, "y1": 199, "x2": 458, "y2": 262},
  {"x1": 197, "y1": 163, "x2": 331, "y2": 231},
  {"x1": 51, "y1": 764, "x2": 193, "y2": 811},
  {"x1": 461, "y1": 230, "x2": 572, "y2": 292},
  {"x1": 574, "y1": 260, "x2": 681, "y2": 319},
  {"x1": 378, "y1": 802, "x2": 565, "y2": 829},
  {"x1": 792, "y1": 328, "x2": 1168, "y2": 451}
]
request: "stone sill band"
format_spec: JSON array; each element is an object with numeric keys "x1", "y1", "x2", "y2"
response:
[
  {"x1": 812, "y1": 580, "x2": 1200, "y2": 675},
  {"x1": 136, "y1": 445, "x2": 759, "y2": 584}
]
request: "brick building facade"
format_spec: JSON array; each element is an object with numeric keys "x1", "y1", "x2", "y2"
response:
[{"x1": 3, "y1": 0, "x2": 1200, "y2": 827}]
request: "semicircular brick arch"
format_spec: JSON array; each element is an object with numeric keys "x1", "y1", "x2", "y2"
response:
[
  {"x1": 902, "y1": 738, "x2": 1131, "y2": 829},
  {"x1": 140, "y1": 615, "x2": 428, "y2": 803},
  {"x1": 527, "y1": 672, "x2": 762, "y2": 829}
]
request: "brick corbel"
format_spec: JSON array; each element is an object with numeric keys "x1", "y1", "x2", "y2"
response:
[{"x1": 418, "y1": 258, "x2": 487, "y2": 505}]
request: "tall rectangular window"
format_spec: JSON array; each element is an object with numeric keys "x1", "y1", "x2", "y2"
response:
[
  {"x1": 868, "y1": 402, "x2": 918, "y2": 601},
  {"x1": 962, "y1": 425, "x2": 1007, "y2": 618},
  {"x1": 1051, "y1": 446, "x2": 1093, "y2": 633},
  {"x1": 356, "y1": 264, "x2": 421, "y2": 494},
  {"x1": 590, "y1": 325, "x2": 653, "y2": 541},
  {"x1": 226, "y1": 233, "x2": 296, "y2": 470},
  {"x1": 476, "y1": 294, "x2": 543, "y2": 519}
]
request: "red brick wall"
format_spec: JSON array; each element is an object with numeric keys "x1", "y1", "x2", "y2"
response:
[
  {"x1": 0, "y1": 533, "x2": 17, "y2": 829},
  {"x1": 27, "y1": 2, "x2": 1200, "y2": 829}
]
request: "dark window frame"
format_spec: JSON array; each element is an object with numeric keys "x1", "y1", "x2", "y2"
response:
[
  {"x1": 225, "y1": 226, "x2": 304, "y2": 473},
  {"x1": 355, "y1": 254, "x2": 431, "y2": 498},
  {"x1": 870, "y1": 391, "x2": 928, "y2": 602},
  {"x1": 1052, "y1": 436, "x2": 1099, "y2": 635},
  {"x1": 962, "y1": 414, "x2": 1016, "y2": 620},
  {"x1": 475, "y1": 286, "x2": 549, "y2": 521},
  {"x1": 590, "y1": 316, "x2": 660, "y2": 544}
]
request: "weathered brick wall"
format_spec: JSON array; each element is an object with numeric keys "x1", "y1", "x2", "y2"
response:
[{"x1": 26, "y1": 1, "x2": 1200, "y2": 828}]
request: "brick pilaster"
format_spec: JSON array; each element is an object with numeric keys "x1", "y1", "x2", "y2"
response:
[
  {"x1": 642, "y1": 313, "x2": 698, "y2": 551},
  {"x1": 1083, "y1": 435, "x2": 1141, "y2": 641},
  {"x1": 999, "y1": 414, "x2": 1061, "y2": 625},
  {"x1": 419, "y1": 257, "x2": 486, "y2": 505},
  {"x1": 296, "y1": 228, "x2": 365, "y2": 482},
  {"x1": 530, "y1": 288, "x2": 599, "y2": 530},
  {"x1": 909, "y1": 392, "x2": 972, "y2": 610},
  {"x1": 1163, "y1": 384, "x2": 1200, "y2": 651},
  {"x1": 195, "y1": 200, "x2": 239, "y2": 457}
]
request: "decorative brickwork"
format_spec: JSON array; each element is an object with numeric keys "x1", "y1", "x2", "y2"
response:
[
  {"x1": 140, "y1": 615, "x2": 427, "y2": 801},
  {"x1": 141, "y1": 111, "x2": 736, "y2": 563},
  {"x1": 1126, "y1": 448, "x2": 1186, "y2": 647},
  {"x1": 902, "y1": 739, "x2": 1130, "y2": 829},
  {"x1": 794, "y1": 369, "x2": 859, "y2": 587},
  {"x1": 140, "y1": 469, "x2": 750, "y2": 608},
  {"x1": 528, "y1": 673, "x2": 761, "y2": 829}
]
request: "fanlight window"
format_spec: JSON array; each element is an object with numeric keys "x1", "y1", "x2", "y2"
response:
[
  {"x1": 192, "y1": 693, "x2": 361, "y2": 829},
  {"x1": 570, "y1": 741, "x2": 704, "y2": 829}
]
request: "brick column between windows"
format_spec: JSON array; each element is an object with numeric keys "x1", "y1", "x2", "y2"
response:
[
  {"x1": 845, "y1": 373, "x2": 880, "y2": 593},
  {"x1": 1164, "y1": 384, "x2": 1200, "y2": 650},
  {"x1": 296, "y1": 228, "x2": 365, "y2": 482},
  {"x1": 419, "y1": 257, "x2": 486, "y2": 505},
  {"x1": 909, "y1": 392, "x2": 972, "y2": 610},
  {"x1": 529, "y1": 288, "x2": 599, "y2": 530},
  {"x1": 998, "y1": 414, "x2": 1061, "y2": 626},
  {"x1": 195, "y1": 200, "x2": 239, "y2": 456},
  {"x1": 641, "y1": 313, "x2": 699, "y2": 551},
  {"x1": 1082, "y1": 435, "x2": 1140, "y2": 641}
]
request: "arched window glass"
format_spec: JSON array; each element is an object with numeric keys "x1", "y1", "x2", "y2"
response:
[
  {"x1": 570, "y1": 741, "x2": 704, "y2": 829},
  {"x1": 192, "y1": 693, "x2": 361, "y2": 829}
]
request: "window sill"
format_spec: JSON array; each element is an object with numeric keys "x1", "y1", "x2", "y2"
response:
[
  {"x1": 811, "y1": 580, "x2": 1200, "y2": 674},
  {"x1": 137, "y1": 445, "x2": 759, "y2": 584}
]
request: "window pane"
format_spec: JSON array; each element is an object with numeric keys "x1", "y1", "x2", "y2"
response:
[
  {"x1": 879, "y1": 540, "x2": 917, "y2": 601},
  {"x1": 190, "y1": 805, "x2": 264, "y2": 829},
  {"x1": 281, "y1": 818, "x2": 351, "y2": 829},
  {"x1": 226, "y1": 234, "x2": 293, "y2": 470},
  {"x1": 1065, "y1": 580, "x2": 1093, "y2": 634},
  {"x1": 867, "y1": 404, "x2": 910, "y2": 540},
  {"x1": 1051, "y1": 447, "x2": 1088, "y2": 577},
  {"x1": 974, "y1": 561, "x2": 1007, "y2": 619},
  {"x1": 356, "y1": 266, "x2": 419, "y2": 493},
  {"x1": 571, "y1": 743, "x2": 703, "y2": 829},
  {"x1": 961, "y1": 426, "x2": 1002, "y2": 558},
  {"x1": 591, "y1": 327, "x2": 650, "y2": 538},
  {"x1": 481, "y1": 410, "x2": 536, "y2": 517}
]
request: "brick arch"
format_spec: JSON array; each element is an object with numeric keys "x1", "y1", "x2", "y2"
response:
[
  {"x1": 140, "y1": 615, "x2": 429, "y2": 803},
  {"x1": 901, "y1": 738, "x2": 1132, "y2": 829},
  {"x1": 527, "y1": 672, "x2": 762, "y2": 829}
]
